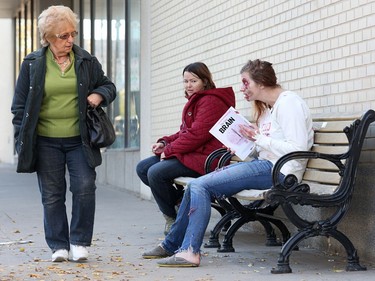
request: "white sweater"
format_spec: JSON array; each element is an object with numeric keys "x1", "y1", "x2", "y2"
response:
[{"x1": 255, "y1": 91, "x2": 314, "y2": 182}]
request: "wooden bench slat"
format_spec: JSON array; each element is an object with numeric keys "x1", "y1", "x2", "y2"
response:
[
  {"x1": 233, "y1": 180, "x2": 339, "y2": 201},
  {"x1": 302, "y1": 170, "x2": 341, "y2": 185},
  {"x1": 311, "y1": 145, "x2": 348, "y2": 154},
  {"x1": 314, "y1": 132, "x2": 349, "y2": 144},
  {"x1": 173, "y1": 176, "x2": 195, "y2": 186},
  {"x1": 302, "y1": 181, "x2": 338, "y2": 195},
  {"x1": 234, "y1": 189, "x2": 268, "y2": 200},
  {"x1": 313, "y1": 120, "x2": 356, "y2": 132},
  {"x1": 307, "y1": 159, "x2": 340, "y2": 171},
  {"x1": 312, "y1": 115, "x2": 359, "y2": 122}
]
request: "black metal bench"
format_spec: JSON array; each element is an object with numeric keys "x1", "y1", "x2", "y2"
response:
[
  {"x1": 263, "y1": 110, "x2": 375, "y2": 273},
  {"x1": 174, "y1": 109, "x2": 375, "y2": 273}
]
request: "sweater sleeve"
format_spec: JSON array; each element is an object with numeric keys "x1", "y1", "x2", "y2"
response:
[
  {"x1": 255, "y1": 94, "x2": 313, "y2": 157},
  {"x1": 11, "y1": 61, "x2": 30, "y2": 152},
  {"x1": 89, "y1": 56, "x2": 117, "y2": 106}
]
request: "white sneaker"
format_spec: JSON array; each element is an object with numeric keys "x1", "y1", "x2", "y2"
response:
[
  {"x1": 51, "y1": 249, "x2": 69, "y2": 262},
  {"x1": 70, "y1": 244, "x2": 89, "y2": 262}
]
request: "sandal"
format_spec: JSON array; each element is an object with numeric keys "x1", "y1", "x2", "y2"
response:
[
  {"x1": 157, "y1": 255, "x2": 199, "y2": 267},
  {"x1": 142, "y1": 245, "x2": 173, "y2": 259}
]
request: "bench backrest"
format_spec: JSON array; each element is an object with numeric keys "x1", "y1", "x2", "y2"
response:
[
  {"x1": 302, "y1": 116, "x2": 359, "y2": 195},
  {"x1": 303, "y1": 111, "x2": 375, "y2": 197},
  {"x1": 265, "y1": 109, "x2": 375, "y2": 210}
]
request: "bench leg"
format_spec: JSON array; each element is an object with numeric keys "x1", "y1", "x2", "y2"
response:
[
  {"x1": 271, "y1": 230, "x2": 308, "y2": 274},
  {"x1": 204, "y1": 198, "x2": 238, "y2": 248},
  {"x1": 211, "y1": 198, "x2": 235, "y2": 231},
  {"x1": 274, "y1": 203, "x2": 365, "y2": 273},
  {"x1": 258, "y1": 215, "x2": 291, "y2": 246},
  {"x1": 218, "y1": 217, "x2": 281, "y2": 252},
  {"x1": 262, "y1": 220, "x2": 283, "y2": 247},
  {"x1": 217, "y1": 216, "x2": 247, "y2": 252},
  {"x1": 204, "y1": 210, "x2": 239, "y2": 248},
  {"x1": 330, "y1": 229, "x2": 367, "y2": 272},
  {"x1": 271, "y1": 226, "x2": 367, "y2": 274},
  {"x1": 210, "y1": 201, "x2": 227, "y2": 217},
  {"x1": 224, "y1": 197, "x2": 290, "y2": 247}
]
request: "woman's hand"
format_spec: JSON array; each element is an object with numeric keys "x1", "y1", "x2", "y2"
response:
[
  {"x1": 239, "y1": 124, "x2": 260, "y2": 141},
  {"x1": 151, "y1": 142, "x2": 165, "y2": 154},
  {"x1": 87, "y1": 93, "x2": 103, "y2": 108},
  {"x1": 159, "y1": 152, "x2": 166, "y2": 161},
  {"x1": 223, "y1": 145, "x2": 236, "y2": 155}
]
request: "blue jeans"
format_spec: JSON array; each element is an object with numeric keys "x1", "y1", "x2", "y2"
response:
[
  {"x1": 36, "y1": 136, "x2": 97, "y2": 252},
  {"x1": 162, "y1": 159, "x2": 283, "y2": 254},
  {"x1": 136, "y1": 156, "x2": 201, "y2": 218}
]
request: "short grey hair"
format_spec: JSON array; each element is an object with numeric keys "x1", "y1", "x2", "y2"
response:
[{"x1": 38, "y1": 5, "x2": 79, "y2": 47}]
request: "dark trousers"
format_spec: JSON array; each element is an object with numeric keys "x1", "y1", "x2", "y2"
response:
[
  {"x1": 136, "y1": 156, "x2": 200, "y2": 218},
  {"x1": 36, "y1": 136, "x2": 96, "y2": 252}
]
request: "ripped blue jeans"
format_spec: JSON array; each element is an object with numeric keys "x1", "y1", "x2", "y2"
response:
[{"x1": 161, "y1": 159, "x2": 282, "y2": 255}]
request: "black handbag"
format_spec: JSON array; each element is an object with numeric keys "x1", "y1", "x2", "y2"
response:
[{"x1": 86, "y1": 106, "x2": 116, "y2": 148}]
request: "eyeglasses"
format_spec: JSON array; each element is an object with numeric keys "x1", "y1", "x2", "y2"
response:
[{"x1": 55, "y1": 31, "x2": 79, "y2": 40}]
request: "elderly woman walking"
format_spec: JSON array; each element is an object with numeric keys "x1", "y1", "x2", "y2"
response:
[{"x1": 11, "y1": 5, "x2": 116, "y2": 262}]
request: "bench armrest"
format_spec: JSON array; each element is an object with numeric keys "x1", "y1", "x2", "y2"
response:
[
  {"x1": 266, "y1": 150, "x2": 347, "y2": 206},
  {"x1": 204, "y1": 148, "x2": 230, "y2": 174},
  {"x1": 271, "y1": 150, "x2": 346, "y2": 188}
]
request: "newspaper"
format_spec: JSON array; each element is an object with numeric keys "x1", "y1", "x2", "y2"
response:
[{"x1": 209, "y1": 106, "x2": 255, "y2": 160}]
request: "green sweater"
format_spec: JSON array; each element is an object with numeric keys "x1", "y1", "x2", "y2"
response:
[{"x1": 38, "y1": 49, "x2": 79, "y2": 137}]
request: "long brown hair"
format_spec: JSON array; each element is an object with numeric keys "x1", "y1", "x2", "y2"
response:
[
  {"x1": 183, "y1": 62, "x2": 216, "y2": 98},
  {"x1": 240, "y1": 59, "x2": 280, "y2": 124}
]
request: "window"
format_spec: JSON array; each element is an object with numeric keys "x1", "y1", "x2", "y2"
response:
[
  {"x1": 79, "y1": 0, "x2": 140, "y2": 149},
  {"x1": 14, "y1": 0, "x2": 37, "y2": 76},
  {"x1": 82, "y1": 0, "x2": 91, "y2": 53},
  {"x1": 111, "y1": 0, "x2": 126, "y2": 148},
  {"x1": 14, "y1": 0, "x2": 140, "y2": 150},
  {"x1": 126, "y1": 0, "x2": 140, "y2": 148},
  {"x1": 94, "y1": 0, "x2": 107, "y2": 74},
  {"x1": 111, "y1": 0, "x2": 140, "y2": 148}
]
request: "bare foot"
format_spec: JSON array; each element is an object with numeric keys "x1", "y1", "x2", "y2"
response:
[{"x1": 175, "y1": 251, "x2": 200, "y2": 265}]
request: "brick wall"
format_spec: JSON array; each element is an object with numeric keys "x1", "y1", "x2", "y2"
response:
[{"x1": 150, "y1": 0, "x2": 375, "y2": 139}]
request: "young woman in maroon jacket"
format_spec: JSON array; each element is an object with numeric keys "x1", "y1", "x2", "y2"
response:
[{"x1": 136, "y1": 62, "x2": 235, "y2": 235}]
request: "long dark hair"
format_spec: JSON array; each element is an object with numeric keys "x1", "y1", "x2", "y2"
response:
[
  {"x1": 240, "y1": 59, "x2": 280, "y2": 124},
  {"x1": 183, "y1": 62, "x2": 216, "y2": 98}
]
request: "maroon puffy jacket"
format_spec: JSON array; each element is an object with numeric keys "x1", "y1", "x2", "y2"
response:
[{"x1": 158, "y1": 87, "x2": 236, "y2": 175}]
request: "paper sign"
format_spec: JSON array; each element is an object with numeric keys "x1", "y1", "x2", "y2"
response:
[{"x1": 209, "y1": 107, "x2": 255, "y2": 160}]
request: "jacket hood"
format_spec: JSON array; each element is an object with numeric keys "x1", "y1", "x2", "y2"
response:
[{"x1": 192, "y1": 87, "x2": 236, "y2": 108}]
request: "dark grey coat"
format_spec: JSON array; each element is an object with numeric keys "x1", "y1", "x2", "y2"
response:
[{"x1": 11, "y1": 45, "x2": 116, "y2": 173}]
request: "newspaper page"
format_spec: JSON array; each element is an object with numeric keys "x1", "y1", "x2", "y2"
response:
[{"x1": 209, "y1": 107, "x2": 255, "y2": 160}]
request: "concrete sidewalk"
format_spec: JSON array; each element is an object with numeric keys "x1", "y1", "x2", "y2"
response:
[{"x1": 0, "y1": 163, "x2": 374, "y2": 281}]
